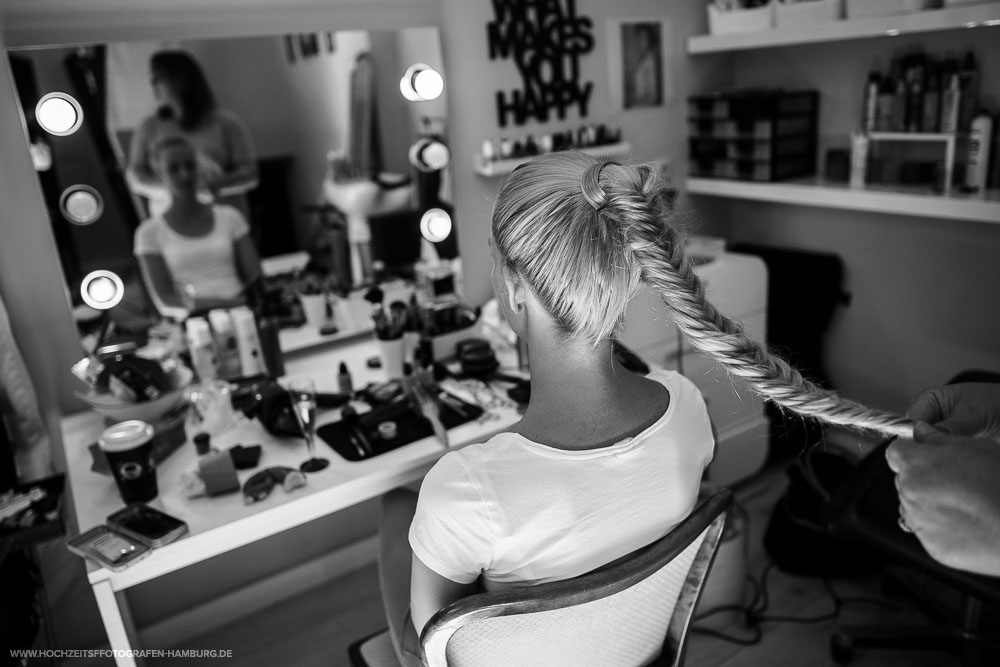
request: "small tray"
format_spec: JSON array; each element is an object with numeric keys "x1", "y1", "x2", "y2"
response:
[{"x1": 317, "y1": 398, "x2": 483, "y2": 462}]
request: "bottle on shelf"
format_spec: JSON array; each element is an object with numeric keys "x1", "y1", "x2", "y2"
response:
[
  {"x1": 922, "y1": 64, "x2": 941, "y2": 134},
  {"x1": 940, "y1": 60, "x2": 961, "y2": 134},
  {"x1": 965, "y1": 111, "x2": 994, "y2": 193},
  {"x1": 862, "y1": 71, "x2": 880, "y2": 133},
  {"x1": 891, "y1": 71, "x2": 907, "y2": 133},
  {"x1": 904, "y1": 53, "x2": 925, "y2": 133},
  {"x1": 958, "y1": 51, "x2": 980, "y2": 132},
  {"x1": 875, "y1": 75, "x2": 894, "y2": 132},
  {"x1": 849, "y1": 130, "x2": 869, "y2": 189}
]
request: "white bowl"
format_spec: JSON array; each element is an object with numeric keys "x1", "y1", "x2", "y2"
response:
[{"x1": 76, "y1": 365, "x2": 194, "y2": 423}]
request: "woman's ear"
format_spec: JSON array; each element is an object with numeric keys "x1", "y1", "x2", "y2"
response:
[{"x1": 501, "y1": 265, "x2": 527, "y2": 314}]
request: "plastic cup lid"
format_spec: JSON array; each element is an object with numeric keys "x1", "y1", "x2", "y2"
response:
[{"x1": 99, "y1": 420, "x2": 154, "y2": 452}]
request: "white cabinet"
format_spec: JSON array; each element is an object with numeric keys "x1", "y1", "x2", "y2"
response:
[{"x1": 620, "y1": 251, "x2": 770, "y2": 486}]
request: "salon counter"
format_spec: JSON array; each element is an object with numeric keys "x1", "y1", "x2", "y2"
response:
[{"x1": 60, "y1": 336, "x2": 521, "y2": 665}]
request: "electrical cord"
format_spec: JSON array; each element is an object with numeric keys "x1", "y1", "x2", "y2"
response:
[{"x1": 691, "y1": 552, "x2": 901, "y2": 646}]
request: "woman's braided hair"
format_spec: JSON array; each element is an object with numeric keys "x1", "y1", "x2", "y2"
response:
[{"x1": 491, "y1": 151, "x2": 913, "y2": 438}]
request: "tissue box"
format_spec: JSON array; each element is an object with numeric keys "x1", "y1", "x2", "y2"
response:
[
  {"x1": 708, "y1": 2, "x2": 775, "y2": 35},
  {"x1": 775, "y1": 0, "x2": 844, "y2": 28}
]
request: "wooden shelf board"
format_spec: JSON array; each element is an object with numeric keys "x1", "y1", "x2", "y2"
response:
[
  {"x1": 473, "y1": 142, "x2": 634, "y2": 177},
  {"x1": 688, "y1": 2, "x2": 1000, "y2": 54},
  {"x1": 686, "y1": 176, "x2": 1000, "y2": 224}
]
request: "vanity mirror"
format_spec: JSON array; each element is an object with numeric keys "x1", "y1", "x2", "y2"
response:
[{"x1": 6, "y1": 26, "x2": 454, "y2": 343}]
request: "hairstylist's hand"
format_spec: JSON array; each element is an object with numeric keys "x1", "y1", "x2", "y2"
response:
[
  {"x1": 196, "y1": 151, "x2": 224, "y2": 196},
  {"x1": 886, "y1": 422, "x2": 1000, "y2": 577},
  {"x1": 906, "y1": 382, "x2": 1000, "y2": 439}
]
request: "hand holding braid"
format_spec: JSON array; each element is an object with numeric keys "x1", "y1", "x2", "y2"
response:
[{"x1": 581, "y1": 160, "x2": 914, "y2": 439}]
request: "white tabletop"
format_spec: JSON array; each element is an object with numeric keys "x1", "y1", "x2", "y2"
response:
[{"x1": 61, "y1": 336, "x2": 521, "y2": 592}]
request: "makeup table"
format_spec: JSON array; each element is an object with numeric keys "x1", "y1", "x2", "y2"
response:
[{"x1": 60, "y1": 335, "x2": 522, "y2": 666}]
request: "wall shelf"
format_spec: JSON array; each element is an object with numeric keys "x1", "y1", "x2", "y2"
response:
[
  {"x1": 473, "y1": 142, "x2": 633, "y2": 177},
  {"x1": 688, "y1": 2, "x2": 1000, "y2": 54},
  {"x1": 686, "y1": 176, "x2": 1000, "y2": 224}
]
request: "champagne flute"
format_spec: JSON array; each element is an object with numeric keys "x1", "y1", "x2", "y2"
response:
[{"x1": 288, "y1": 378, "x2": 329, "y2": 472}]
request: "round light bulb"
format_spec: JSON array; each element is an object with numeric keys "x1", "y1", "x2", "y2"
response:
[
  {"x1": 60, "y1": 185, "x2": 103, "y2": 225},
  {"x1": 399, "y1": 75, "x2": 421, "y2": 102},
  {"x1": 80, "y1": 270, "x2": 124, "y2": 310},
  {"x1": 36, "y1": 93, "x2": 83, "y2": 136},
  {"x1": 413, "y1": 68, "x2": 444, "y2": 101},
  {"x1": 420, "y1": 208, "x2": 452, "y2": 243}
]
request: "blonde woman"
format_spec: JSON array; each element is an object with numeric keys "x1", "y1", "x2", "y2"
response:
[{"x1": 377, "y1": 151, "x2": 912, "y2": 665}]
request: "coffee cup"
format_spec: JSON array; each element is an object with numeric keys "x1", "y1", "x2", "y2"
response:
[{"x1": 99, "y1": 420, "x2": 158, "y2": 503}]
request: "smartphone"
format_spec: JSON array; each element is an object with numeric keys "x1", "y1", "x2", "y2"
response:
[
  {"x1": 107, "y1": 504, "x2": 189, "y2": 548},
  {"x1": 67, "y1": 525, "x2": 152, "y2": 571}
]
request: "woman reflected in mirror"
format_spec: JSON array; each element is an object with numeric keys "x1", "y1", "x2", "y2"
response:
[
  {"x1": 126, "y1": 49, "x2": 258, "y2": 225},
  {"x1": 134, "y1": 136, "x2": 261, "y2": 320}
]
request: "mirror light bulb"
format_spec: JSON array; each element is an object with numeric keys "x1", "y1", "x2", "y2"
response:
[
  {"x1": 400, "y1": 63, "x2": 444, "y2": 102},
  {"x1": 36, "y1": 93, "x2": 83, "y2": 136},
  {"x1": 60, "y1": 185, "x2": 103, "y2": 225},
  {"x1": 413, "y1": 68, "x2": 444, "y2": 101},
  {"x1": 80, "y1": 270, "x2": 124, "y2": 310},
  {"x1": 420, "y1": 208, "x2": 452, "y2": 243}
]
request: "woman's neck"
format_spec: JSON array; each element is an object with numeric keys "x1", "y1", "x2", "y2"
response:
[{"x1": 163, "y1": 195, "x2": 210, "y2": 231}]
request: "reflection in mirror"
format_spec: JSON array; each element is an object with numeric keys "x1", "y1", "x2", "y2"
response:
[{"x1": 6, "y1": 28, "x2": 455, "y2": 351}]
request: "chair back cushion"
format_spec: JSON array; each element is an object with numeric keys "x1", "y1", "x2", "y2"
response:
[{"x1": 443, "y1": 531, "x2": 706, "y2": 667}]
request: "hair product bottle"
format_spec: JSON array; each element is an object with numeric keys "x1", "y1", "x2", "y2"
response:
[
  {"x1": 230, "y1": 306, "x2": 266, "y2": 378},
  {"x1": 876, "y1": 76, "x2": 894, "y2": 131},
  {"x1": 207, "y1": 309, "x2": 242, "y2": 379},
  {"x1": 863, "y1": 71, "x2": 880, "y2": 132},
  {"x1": 850, "y1": 130, "x2": 869, "y2": 189},
  {"x1": 185, "y1": 317, "x2": 218, "y2": 382},
  {"x1": 922, "y1": 65, "x2": 941, "y2": 134},
  {"x1": 958, "y1": 51, "x2": 980, "y2": 132},
  {"x1": 965, "y1": 111, "x2": 994, "y2": 192},
  {"x1": 940, "y1": 60, "x2": 961, "y2": 133}
]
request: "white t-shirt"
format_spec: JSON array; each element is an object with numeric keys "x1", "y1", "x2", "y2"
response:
[
  {"x1": 134, "y1": 205, "x2": 249, "y2": 300},
  {"x1": 409, "y1": 370, "x2": 715, "y2": 588}
]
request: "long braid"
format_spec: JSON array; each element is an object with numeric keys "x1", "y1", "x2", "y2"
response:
[{"x1": 587, "y1": 162, "x2": 914, "y2": 439}]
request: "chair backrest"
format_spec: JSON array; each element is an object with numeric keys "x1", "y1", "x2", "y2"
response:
[{"x1": 420, "y1": 489, "x2": 733, "y2": 667}]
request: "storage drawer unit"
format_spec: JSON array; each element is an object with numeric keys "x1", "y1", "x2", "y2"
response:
[{"x1": 688, "y1": 89, "x2": 819, "y2": 182}]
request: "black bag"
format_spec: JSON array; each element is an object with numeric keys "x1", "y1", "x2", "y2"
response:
[{"x1": 763, "y1": 448, "x2": 884, "y2": 577}]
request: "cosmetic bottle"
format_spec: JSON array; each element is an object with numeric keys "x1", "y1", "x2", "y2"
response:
[
  {"x1": 891, "y1": 74, "x2": 907, "y2": 132},
  {"x1": 958, "y1": 52, "x2": 980, "y2": 132},
  {"x1": 905, "y1": 54, "x2": 925, "y2": 133},
  {"x1": 876, "y1": 76, "x2": 894, "y2": 132},
  {"x1": 965, "y1": 111, "x2": 994, "y2": 193},
  {"x1": 922, "y1": 65, "x2": 941, "y2": 134},
  {"x1": 207, "y1": 309, "x2": 242, "y2": 379},
  {"x1": 185, "y1": 317, "x2": 218, "y2": 382},
  {"x1": 940, "y1": 60, "x2": 961, "y2": 133},
  {"x1": 230, "y1": 306, "x2": 266, "y2": 378},
  {"x1": 337, "y1": 361, "x2": 354, "y2": 395},
  {"x1": 849, "y1": 130, "x2": 869, "y2": 189},
  {"x1": 247, "y1": 285, "x2": 284, "y2": 379},
  {"x1": 862, "y1": 71, "x2": 880, "y2": 132}
]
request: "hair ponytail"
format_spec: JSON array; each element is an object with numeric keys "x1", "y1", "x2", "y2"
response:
[{"x1": 617, "y1": 175, "x2": 913, "y2": 439}]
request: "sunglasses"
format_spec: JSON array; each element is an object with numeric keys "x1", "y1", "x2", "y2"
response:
[{"x1": 242, "y1": 466, "x2": 307, "y2": 505}]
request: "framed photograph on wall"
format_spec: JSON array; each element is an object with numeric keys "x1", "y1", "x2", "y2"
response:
[{"x1": 606, "y1": 19, "x2": 673, "y2": 111}]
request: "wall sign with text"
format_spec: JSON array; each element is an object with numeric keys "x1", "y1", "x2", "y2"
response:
[{"x1": 487, "y1": 0, "x2": 594, "y2": 128}]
